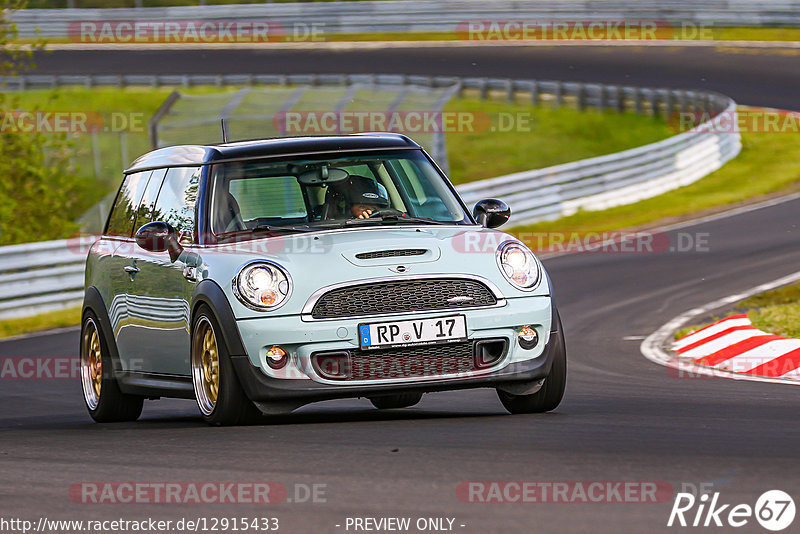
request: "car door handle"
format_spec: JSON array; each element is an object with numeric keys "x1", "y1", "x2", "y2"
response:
[{"x1": 123, "y1": 266, "x2": 140, "y2": 274}]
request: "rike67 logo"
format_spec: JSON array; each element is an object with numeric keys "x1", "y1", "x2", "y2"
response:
[{"x1": 668, "y1": 489, "x2": 795, "y2": 531}]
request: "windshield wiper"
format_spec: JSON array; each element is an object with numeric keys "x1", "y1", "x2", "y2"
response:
[
  {"x1": 343, "y1": 215, "x2": 449, "y2": 226},
  {"x1": 216, "y1": 225, "x2": 318, "y2": 242},
  {"x1": 251, "y1": 224, "x2": 318, "y2": 234}
]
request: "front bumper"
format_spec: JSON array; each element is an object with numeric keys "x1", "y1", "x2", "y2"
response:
[{"x1": 230, "y1": 297, "x2": 559, "y2": 409}]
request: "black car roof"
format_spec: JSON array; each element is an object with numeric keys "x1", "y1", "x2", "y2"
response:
[{"x1": 125, "y1": 133, "x2": 420, "y2": 173}]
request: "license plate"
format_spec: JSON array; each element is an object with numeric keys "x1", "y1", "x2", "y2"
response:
[{"x1": 358, "y1": 315, "x2": 467, "y2": 350}]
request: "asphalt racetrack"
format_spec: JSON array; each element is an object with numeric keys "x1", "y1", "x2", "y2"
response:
[{"x1": 2, "y1": 44, "x2": 799, "y2": 533}]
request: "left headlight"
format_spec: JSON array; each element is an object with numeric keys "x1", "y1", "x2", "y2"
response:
[
  {"x1": 233, "y1": 261, "x2": 292, "y2": 311},
  {"x1": 496, "y1": 241, "x2": 541, "y2": 290}
]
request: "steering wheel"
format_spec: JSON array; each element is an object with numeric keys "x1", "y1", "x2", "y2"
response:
[{"x1": 368, "y1": 208, "x2": 404, "y2": 218}]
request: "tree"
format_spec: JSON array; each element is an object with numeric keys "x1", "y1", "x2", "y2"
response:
[{"x1": 0, "y1": 0, "x2": 94, "y2": 245}]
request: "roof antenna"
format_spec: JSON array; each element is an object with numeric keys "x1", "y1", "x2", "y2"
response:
[{"x1": 220, "y1": 119, "x2": 229, "y2": 143}]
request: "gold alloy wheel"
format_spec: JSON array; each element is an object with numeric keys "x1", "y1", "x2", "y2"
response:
[
  {"x1": 81, "y1": 318, "x2": 103, "y2": 410},
  {"x1": 192, "y1": 316, "x2": 220, "y2": 416}
]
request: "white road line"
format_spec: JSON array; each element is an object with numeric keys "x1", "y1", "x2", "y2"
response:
[
  {"x1": 539, "y1": 192, "x2": 800, "y2": 260},
  {"x1": 640, "y1": 270, "x2": 800, "y2": 386}
]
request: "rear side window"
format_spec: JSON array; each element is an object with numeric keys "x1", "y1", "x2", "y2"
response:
[
  {"x1": 132, "y1": 168, "x2": 167, "y2": 232},
  {"x1": 105, "y1": 170, "x2": 152, "y2": 237},
  {"x1": 152, "y1": 166, "x2": 201, "y2": 244}
]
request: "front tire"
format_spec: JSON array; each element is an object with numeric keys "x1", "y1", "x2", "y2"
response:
[
  {"x1": 370, "y1": 392, "x2": 423, "y2": 410},
  {"x1": 497, "y1": 312, "x2": 566, "y2": 414},
  {"x1": 191, "y1": 306, "x2": 262, "y2": 426},
  {"x1": 80, "y1": 312, "x2": 143, "y2": 422}
]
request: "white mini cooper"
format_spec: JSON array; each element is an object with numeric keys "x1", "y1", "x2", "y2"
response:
[{"x1": 81, "y1": 134, "x2": 566, "y2": 425}]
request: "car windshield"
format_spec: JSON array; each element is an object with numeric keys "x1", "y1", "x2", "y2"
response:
[{"x1": 209, "y1": 149, "x2": 470, "y2": 242}]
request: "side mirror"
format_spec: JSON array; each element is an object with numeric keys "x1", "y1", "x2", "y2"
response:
[
  {"x1": 473, "y1": 199, "x2": 511, "y2": 228},
  {"x1": 135, "y1": 221, "x2": 183, "y2": 262}
]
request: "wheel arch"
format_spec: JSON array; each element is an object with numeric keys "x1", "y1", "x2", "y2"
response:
[
  {"x1": 82, "y1": 286, "x2": 123, "y2": 373},
  {"x1": 191, "y1": 279, "x2": 247, "y2": 357}
]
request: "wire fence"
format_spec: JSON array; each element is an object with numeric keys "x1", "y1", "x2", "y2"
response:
[
  {"x1": 0, "y1": 72, "x2": 739, "y2": 318},
  {"x1": 152, "y1": 81, "x2": 459, "y2": 174}
]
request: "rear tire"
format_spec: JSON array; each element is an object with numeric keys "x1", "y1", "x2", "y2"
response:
[
  {"x1": 497, "y1": 311, "x2": 566, "y2": 414},
  {"x1": 370, "y1": 392, "x2": 423, "y2": 410},
  {"x1": 191, "y1": 306, "x2": 262, "y2": 426},
  {"x1": 81, "y1": 312, "x2": 144, "y2": 423}
]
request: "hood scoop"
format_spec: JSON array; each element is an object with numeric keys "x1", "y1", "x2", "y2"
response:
[
  {"x1": 343, "y1": 246, "x2": 441, "y2": 266},
  {"x1": 354, "y1": 249, "x2": 427, "y2": 260}
]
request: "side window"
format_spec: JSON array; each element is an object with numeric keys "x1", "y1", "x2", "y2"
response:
[
  {"x1": 132, "y1": 168, "x2": 167, "y2": 233},
  {"x1": 152, "y1": 166, "x2": 201, "y2": 244},
  {"x1": 105, "y1": 170, "x2": 152, "y2": 237}
]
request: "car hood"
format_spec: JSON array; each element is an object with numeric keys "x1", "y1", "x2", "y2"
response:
[{"x1": 198, "y1": 225, "x2": 550, "y2": 319}]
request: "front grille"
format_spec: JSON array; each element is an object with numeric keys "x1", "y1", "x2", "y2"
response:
[
  {"x1": 351, "y1": 342, "x2": 474, "y2": 380},
  {"x1": 311, "y1": 338, "x2": 508, "y2": 381},
  {"x1": 310, "y1": 278, "x2": 497, "y2": 319},
  {"x1": 355, "y1": 249, "x2": 427, "y2": 260}
]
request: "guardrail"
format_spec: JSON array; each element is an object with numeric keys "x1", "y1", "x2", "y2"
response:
[
  {"x1": 0, "y1": 74, "x2": 739, "y2": 319},
  {"x1": 10, "y1": 0, "x2": 800, "y2": 38},
  {"x1": 458, "y1": 99, "x2": 740, "y2": 224},
  {"x1": 0, "y1": 239, "x2": 85, "y2": 320}
]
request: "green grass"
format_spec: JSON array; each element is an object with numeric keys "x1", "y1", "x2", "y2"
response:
[
  {"x1": 675, "y1": 282, "x2": 800, "y2": 341},
  {"x1": 8, "y1": 87, "x2": 172, "y2": 190},
  {"x1": 9, "y1": 85, "x2": 673, "y2": 203},
  {"x1": 0, "y1": 306, "x2": 81, "y2": 340},
  {"x1": 741, "y1": 283, "x2": 800, "y2": 338},
  {"x1": 334, "y1": 27, "x2": 800, "y2": 43},
  {"x1": 25, "y1": 0, "x2": 369, "y2": 7},
  {"x1": 443, "y1": 97, "x2": 672, "y2": 184},
  {"x1": 713, "y1": 27, "x2": 800, "y2": 42},
  {"x1": 17, "y1": 26, "x2": 800, "y2": 44},
  {"x1": 674, "y1": 325, "x2": 700, "y2": 340},
  {"x1": 512, "y1": 113, "x2": 800, "y2": 246},
  {"x1": 749, "y1": 304, "x2": 800, "y2": 338},
  {"x1": 740, "y1": 284, "x2": 800, "y2": 309}
]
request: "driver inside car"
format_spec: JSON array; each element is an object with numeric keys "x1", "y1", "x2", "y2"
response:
[{"x1": 338, "y1": 175, "x2": 391, "y2": 219}]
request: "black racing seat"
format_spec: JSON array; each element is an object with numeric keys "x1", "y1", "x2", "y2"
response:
[
  {"x1": 215, "y1": 192, "x2": 246, "y2": 233},
  {"x1": 320, "y1": 186, "x2": 347, "y2": 220}
]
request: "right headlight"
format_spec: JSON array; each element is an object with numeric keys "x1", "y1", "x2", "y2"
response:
[
  {"x1": 496, "y1": 241, "x2": 541, "y2": 290},
  {"x1": 232, "y1": 261, "x2": 292, "y2": 311}
]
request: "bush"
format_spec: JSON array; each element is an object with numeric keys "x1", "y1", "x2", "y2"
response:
[{"x1": 0, "y1": 0, "x2": 96, "y2": 245}]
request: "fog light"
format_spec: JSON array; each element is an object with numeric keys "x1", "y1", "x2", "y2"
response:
[
  {"x1": 266, "y1": 345, "x2": 288, "y2": 369},
  {"x1": 474, "y1": 339, "x2": 507, "y2": 369},
  {"x1": 517, "y1": 326, "x2": 539, "y2": 350},
  {"x1": 311, "y1": 352, "x2": 352, "y2": 380}
]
